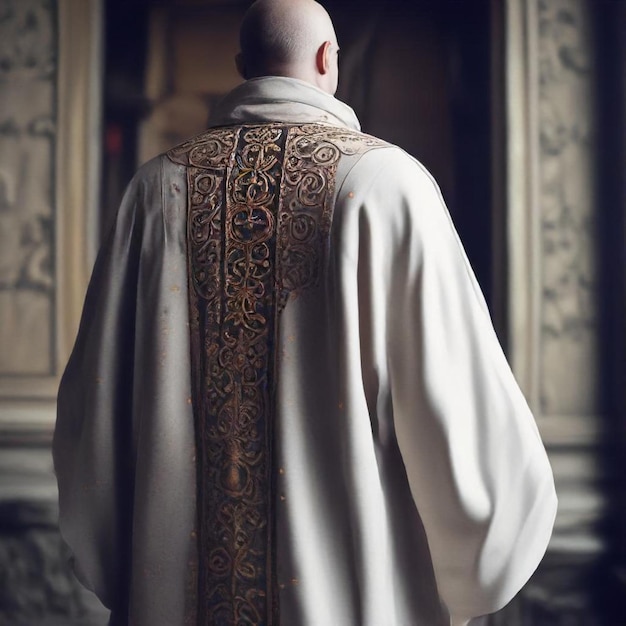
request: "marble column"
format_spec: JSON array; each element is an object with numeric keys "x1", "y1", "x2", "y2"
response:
[
  {"x1": 498, "y1": 0, "x2": 620, "y2": 622},
  {"x1": 0, "y1": 0, "x2": 107, "y2": 623}
]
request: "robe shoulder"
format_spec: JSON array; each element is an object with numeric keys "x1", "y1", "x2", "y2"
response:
[
  {"x1": 333, "y1": 143, "x2": 454, "y2": 266},
  {"x1": 128, "y1": 154, "x2": 163, "y2": 194},
  {"x1": 332, "y1": 140, "x2": 557, "y2": 620},
  {"x1": 164, "y1": 123, "x2": 391, "y2": 169},
  {"x1": 337, "y1": 143, "x2": 441, "y2": 207},
  {"x1": 117, "y1": 154, "x2": 188, "y2": 228},
  {"x1": 111, "y1": 155, "x2": 164, "y2": 225}
]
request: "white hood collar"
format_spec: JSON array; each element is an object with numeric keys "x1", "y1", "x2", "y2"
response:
[{"x1": 209, "y1": 76, "x2": 361, "y2": 131}]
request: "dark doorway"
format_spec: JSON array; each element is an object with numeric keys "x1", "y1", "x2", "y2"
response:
[{"x1": 102, "y1": 0, "x2": 500, "y2": 316}]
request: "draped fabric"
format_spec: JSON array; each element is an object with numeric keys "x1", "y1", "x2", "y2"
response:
[
  {"x1": 54, "y1": 77, "x2": 557, "y2": 626},
  {"x1": 167, "y1": 122, "x2": 388, "y2": 624}
]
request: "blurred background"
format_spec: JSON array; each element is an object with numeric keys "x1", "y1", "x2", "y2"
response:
[{"x1": 0, "y1": 0, "x2": 624, "y2": 624}]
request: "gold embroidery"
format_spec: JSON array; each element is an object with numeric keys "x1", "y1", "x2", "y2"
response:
[
  {"x1": 278, "y1": 124, "x2": 387, "y2": 309},
  {"x1": 168, "y1": 127, "x2": 239, "y2": 169},
  {"x1": 167, "y1": 122, "x2": 386, "y2": 626}
]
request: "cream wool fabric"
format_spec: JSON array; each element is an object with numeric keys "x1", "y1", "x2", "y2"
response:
[{"x1": 54, "y1": 77, "x2": 557, "y2": 626}]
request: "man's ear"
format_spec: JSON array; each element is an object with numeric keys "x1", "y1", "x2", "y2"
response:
[
  {"x1": 316, "y1": 41, "x2": 332, "y2": 75},
  {"x1": 235, "y1": 52, "x2": 248, "y2": 79}
]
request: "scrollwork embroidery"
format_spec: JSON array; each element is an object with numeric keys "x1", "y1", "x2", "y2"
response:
[{"x1": 167, "y1": 122, "x2": 387, "y2": 626}]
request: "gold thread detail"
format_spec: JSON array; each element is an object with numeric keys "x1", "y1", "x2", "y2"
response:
[{"x1": 167, "y1": 122, "x2": 386, "y2": 626}]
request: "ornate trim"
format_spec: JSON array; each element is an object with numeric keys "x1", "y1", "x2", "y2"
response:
[
  {"x1": 277, "y1": 124, "x2": 383, "y2": 309},
  {"x1": 167, "y1": 122, "x2": 386, "y2": 625}
]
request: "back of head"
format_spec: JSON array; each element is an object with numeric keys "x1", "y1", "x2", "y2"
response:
[{"x1": 238, "y1": 0, "x2": 339, "y2": 93}]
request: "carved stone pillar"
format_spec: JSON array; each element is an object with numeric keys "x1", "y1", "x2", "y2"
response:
[
  {"x1": 497, "y1": 0, "x2": 622, "y2": 622},
  {"x1": 0, "y1": 0, "x2": 107, "y2": 623},
  {"x1": 0, "y1": 0, "x2": 101, "y2": 433}
]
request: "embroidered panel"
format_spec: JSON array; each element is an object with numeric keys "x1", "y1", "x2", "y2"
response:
[
  {"x1": 277, "y1": 124, "x2": 385, "y2": 309},
  {"x1": 167, "y1": 123, "x2": 386, "y2": 626}
]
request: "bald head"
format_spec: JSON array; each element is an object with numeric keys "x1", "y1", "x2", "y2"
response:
[{"x1": 237, "y1": 0, "x2": 340, "y2": 94}]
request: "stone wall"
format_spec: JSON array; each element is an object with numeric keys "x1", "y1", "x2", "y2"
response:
[
  {"x1": 0, "y1": 0, "x2": 106, "y2": 623},
  {"x1": 493, "y1": 0, "x2": 623, "y2": 622},
  {"x1": 536, "y1": 0, "x2": 606, "y2": 556},
  {"x1": 0, "y1": 0, "x2": 57, "y2": 376},
  {"x1": 538, "y1": 0, "x2": 599, "y2": 417}
]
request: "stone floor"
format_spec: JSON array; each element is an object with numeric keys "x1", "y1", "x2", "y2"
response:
[{"x1": 0, "y1": 447, "x2": 109, "y2": 626}]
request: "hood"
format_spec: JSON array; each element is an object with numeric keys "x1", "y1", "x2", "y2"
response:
[{"x1": 209, "y1": 76, "x2": 361, "y2": 131}]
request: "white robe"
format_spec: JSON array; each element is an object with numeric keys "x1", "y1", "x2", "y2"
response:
[{"x1": 54, "y1": 77, "x2": 557, "y2": 626}]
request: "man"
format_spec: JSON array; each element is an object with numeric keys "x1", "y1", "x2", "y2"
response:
[{"x1": 53, "y1": 1, "x2": 557, "y2": 625}]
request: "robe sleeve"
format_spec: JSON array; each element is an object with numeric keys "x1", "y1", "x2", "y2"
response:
[
  {"x1": 360, "y1": 150, "x2": 557, "y2": 622},
  {"x1": 53, "y1": 163, "x2": 151, "y2": 612}
]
